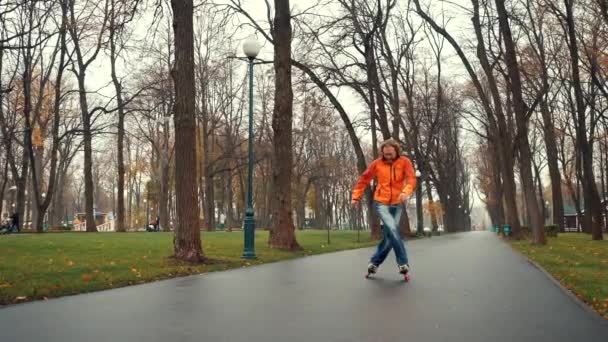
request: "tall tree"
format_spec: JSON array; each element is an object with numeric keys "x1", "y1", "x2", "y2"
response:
[
  {"x1": 67, "y1": 0, "x2": 110, "y2": 232},
  {"x1": 108, "y1": 0, "x2": 134, "y2": 232},
  {"x1": 561, "y1": 0, "x2": 603, "y2": 240},
  {"x1": 521, "y1": 0, "x2": 565, "y2": 232},
  {"x1": 494, "y1": 0, "x2": 546, "y2": 244},
  {"x1": 268, "y1": 0, "x2": 301, "y2": 250},
  {"x1": 170, "y1": 0, "x2": 204, "y2": 261}
]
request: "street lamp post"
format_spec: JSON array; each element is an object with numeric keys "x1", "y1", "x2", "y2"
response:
[
  {"x1": 144, "y1": 199, "x2": 148, "y2": 229},
  {"x1": 8, "y1": 186, "x2": 17, "y2": 212},
  {"x1": 41, "y1": 193, "x2": 46, "y2": 230},
  {"x1": 415, "y1": 170, "x2": 423, "y2": 237},
  {"x1": 241, "y1": 36, "x2": 261, "y2": 260}
]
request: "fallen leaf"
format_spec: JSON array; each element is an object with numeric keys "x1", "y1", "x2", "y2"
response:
[
  {"x1": 0, "y1": 283, "x2": 12, "y2": 289},
  {"x1": 81, "y1": 274, "x2": 92, "y2": 282},
  {"x1": 15, "y1": 296, "x2": 27, "y2": 300},
  {"x1": 67, "y1": 260, "x2": 74, "y2": 266}
]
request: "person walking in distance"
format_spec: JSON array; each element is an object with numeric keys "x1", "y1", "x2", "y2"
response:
[{"x1": 352, "y1": 138, "x2": 417, "y2": 277}]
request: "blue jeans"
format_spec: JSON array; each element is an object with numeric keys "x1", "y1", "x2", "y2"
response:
[{"x1": 370, "y1": 202, "x2": 409, "y2": 267}]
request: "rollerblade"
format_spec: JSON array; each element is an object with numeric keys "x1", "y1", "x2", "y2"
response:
[
  {"x1": 365, "y1": 263, "x2": 378, "y2": 279},
  {"x1": 398, "y1": 264, "x2": 410, "y2": 282}
]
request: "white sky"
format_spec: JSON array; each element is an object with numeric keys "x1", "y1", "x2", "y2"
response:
[{"x1": 81, "y1": 0, "x2": 490, "y2": 213}]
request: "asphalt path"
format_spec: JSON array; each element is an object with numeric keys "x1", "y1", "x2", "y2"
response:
[{"x1": 1, "y1": 231, "x2": 606, "y2": 341}]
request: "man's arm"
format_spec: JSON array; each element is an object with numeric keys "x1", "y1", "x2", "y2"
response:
[
  {"x1": 352, "y1": 161, "x2": 377, "y2": 202},
  {"x1": 401, "y1": 158, "x2": 417, "y2": 197}
]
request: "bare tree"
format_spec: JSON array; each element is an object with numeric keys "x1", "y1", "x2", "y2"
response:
[
  {"x1": 67, "y1": 0, "x2": 110, "y2": 232},
  {"x1": 108, "y1": 0, "x2": 141, "y2": 232},
  {"x1": 549, "y1": 0, "x2": 604, "y2": 240},
  {"x1": 493, "y1": 0, "x2": 546, "y2": 244},
  {"x1": 170, "y1": 0, "x2": 204, "y2": 261},
  {"x1": 267, "y1": 0, "x2": 301, "y2": 250}
]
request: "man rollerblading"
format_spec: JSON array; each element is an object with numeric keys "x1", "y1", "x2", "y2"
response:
[{"x1": 353, "y1": 138, "x2": 417, "y2": 281}]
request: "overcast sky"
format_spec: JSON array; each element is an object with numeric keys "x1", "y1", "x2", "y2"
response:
[{"x1": 81, "y1": 0, "x2": 490, "y2": 215}]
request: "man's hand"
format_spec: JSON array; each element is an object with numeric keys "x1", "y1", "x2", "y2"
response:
[
  {"x1": 399, "y1": 193, "x2": 409, "y2": 203},
  {"x1": 352, "y1": 200, "x2": 360, "y2": 209}
]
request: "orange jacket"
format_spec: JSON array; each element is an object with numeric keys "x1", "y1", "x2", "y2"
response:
[{"x1": 352, "y1": 156, "x2": 417, "y2": 205}]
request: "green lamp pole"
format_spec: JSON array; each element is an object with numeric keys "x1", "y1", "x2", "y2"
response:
[{"x1": 241, "y1": 36, "x2": 261, "y2": 260}]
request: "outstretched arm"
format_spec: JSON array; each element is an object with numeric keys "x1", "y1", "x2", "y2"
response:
[{"x1": 352, "y1": 161, "x2": 377, "y2": 202}]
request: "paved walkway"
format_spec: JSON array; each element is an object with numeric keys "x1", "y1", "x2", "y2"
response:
[{"x1": 1, "y1": 232, "x2": 607, "y2": 341}]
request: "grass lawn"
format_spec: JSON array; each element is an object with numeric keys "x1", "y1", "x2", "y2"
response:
[
  {"x1": 0, "y1": 230, "x2": 377, "y2": 305},
  {"x1": 509, "y1": 234, "x2": 608, "y2": 319}
]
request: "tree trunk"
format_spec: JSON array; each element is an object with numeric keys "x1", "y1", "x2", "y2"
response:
[
  {"x1": 53, "y1": 171, "x2": 66, "y2": 226},
  {"x1": 564, "y1": 0, "x2": 603, "y2": 240},
  {"x1": 32, "y1": 146, "x2": 44, "y2": 232},
  {"x1": 366, "y1": 40, "x2": 390, "y2": 140},
  {"x1": 533, "y1": 160, "x2": 546, "y2": 222},
  {"x1": 110, "y1": 0, "x2": 126, "y2": 232},
  {"x1": 204, "y1": 173, "x2": 215, "y2": 231},
  {"x1": 490, "y1": 140, "x2": 505, "y2": 227},
  {"x1": 415, "y1": 175, "x2": 423, "y2": 234},
  {"x1": 225, "y1": 172, "x2": 237, "y2": 229},
  {"x1": 398, "y1": 205, "x2": 412, "y2": 238},
  {"x1": 535, "y1": 22, "x2": 565, "y2": 232},
  {"x1": 160, "y1": 154, "x2": 170, "y2": 232},
  {"x1": 540, "y1": 100, "x2": 564, "y2": 231},
  {"x1": 268, "y1": 0, "x2": 301, "y2": 250},
  {"x1": 170, "y1": 0, "x2": 204, "y2": 261},
  {"x1": 296, "y1": 191, "x2": 306, "y2": 230},
  {"x1": 495, "y1": 0, "x2": 545, "y2": 244},
  {"x1": 76, "y1": 73, "x2": 97, "y2": 232}
]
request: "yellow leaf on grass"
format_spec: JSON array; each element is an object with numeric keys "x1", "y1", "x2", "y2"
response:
[
  {"x1": 67, "y1": 260, "x2": 74, "y2": 266},
  {"x1": 0, "y1": 283, "x2": 12, "y2": 288}
]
